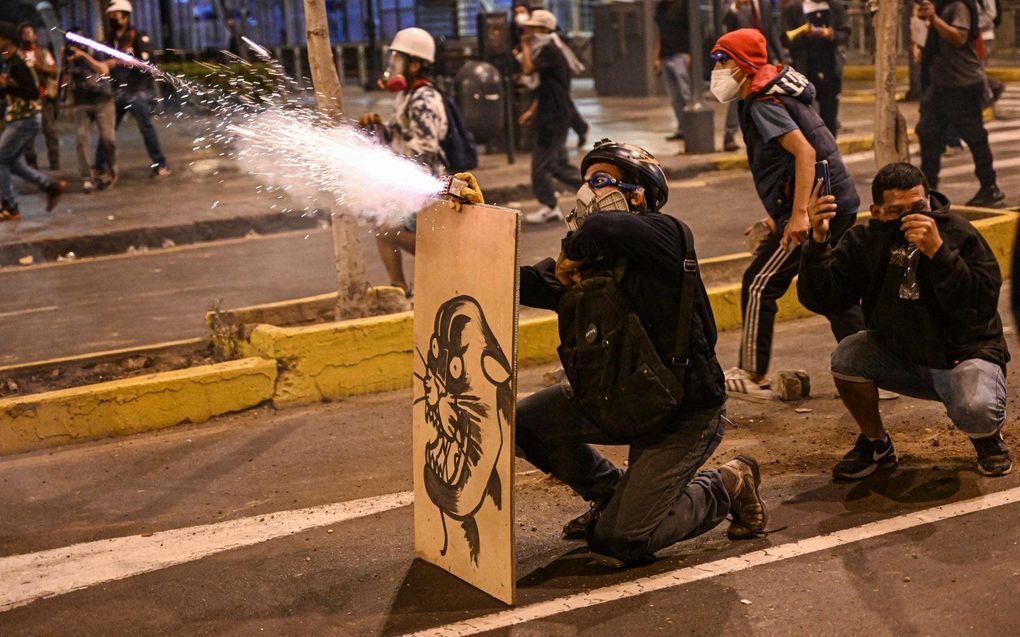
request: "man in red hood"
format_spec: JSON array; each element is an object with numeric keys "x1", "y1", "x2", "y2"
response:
[{"x1": 708, "y1": 28, "x2": 864, "y2": 403}]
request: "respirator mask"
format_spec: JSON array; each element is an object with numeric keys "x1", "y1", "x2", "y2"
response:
[
  {"x1": 566, "y1": 173, "x2": 639, "y2": 231},
  {"x1": 379, "y1": 51, "x2": 409, "y2": 92},
  {"x1": 710, "y1": 68, "x2": 745, "y2": 103}
]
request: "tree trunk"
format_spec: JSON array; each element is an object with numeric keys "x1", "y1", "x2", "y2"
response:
[
  {"x1": 873, "y1": 0, "x2": 910, "y2": 168},
  {"x1": 303, "y1": 0, "x2": 371, "y2": 320}
]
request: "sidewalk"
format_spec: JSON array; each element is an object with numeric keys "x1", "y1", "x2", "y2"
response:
[{"x1": 0, "y1": 79, "x2": 918, "y2": 266}]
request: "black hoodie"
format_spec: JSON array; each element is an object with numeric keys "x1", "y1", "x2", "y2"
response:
[{"x1": 798, "y1": 192, "x2": 1009, "y2": 370}]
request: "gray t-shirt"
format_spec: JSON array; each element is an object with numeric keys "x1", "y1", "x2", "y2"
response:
[
  {"x1": 931, "y1": 1, "x2": 984, "y2": 88},
  {"x1": 749, "y1": 99, "x2": 797, "y2": 143}
]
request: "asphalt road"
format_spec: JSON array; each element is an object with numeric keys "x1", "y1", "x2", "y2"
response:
[
  {"x1": 3, "y1": 117, "x2": 1020, "y2": 365},
  {"x1": 2, "y1": 306, "x2": 1019, "y2": 635}
]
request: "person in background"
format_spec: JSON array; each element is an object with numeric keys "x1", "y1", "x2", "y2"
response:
[
  {"x1": 63, "y1": 29, "x2": 116, "y2": 193},
  {"x1": 95, "y1": 0, "x2": 171, "y2": 179},
  {"x1": 654, "y1": 0, "x2": 691, "y2": 142},
  {"x1": 359, "y1": 27, "x2": 448, "y2": 296},
  {"x1": 781, "y1": 0, "x2": 850, "y2": 136},
  {"x1": 518, "y1": 9, "x2": 584, "y2": 224},
  {"x1": 512, "y1": 3, "x2": 589, "y2": 149},
  {"x1": 916, "y1": 0, "x2": 1005, "y2": 207},
  {"x1": 0, "y1": 21, "x2": 65, "y2": 221},
  {"x1": 722, "y1": 0, "x2": 784, "y2": 151},
  {"x1": 800, "y1": 162, "x2": 1012, "y2": 479},
  {"x1": 18, "y1": 23, "x2": 59, "y2": 171}
]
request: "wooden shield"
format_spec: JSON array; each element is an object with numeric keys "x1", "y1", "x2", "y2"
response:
[{"x1": 412, "y1": 200, "x2": 520, "y2": 605}]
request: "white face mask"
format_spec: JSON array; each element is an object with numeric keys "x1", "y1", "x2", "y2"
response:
[
  {"x1": 567, "y1": 184, "x2": 630, "y2": 231},
  {"x1": 710, "y1": 68, "x2": 745, "y2": 103}
]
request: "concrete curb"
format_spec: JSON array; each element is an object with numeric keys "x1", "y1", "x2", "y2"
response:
[{"x1": 0, "y1": 357, "x2": 277, "y2": 456}]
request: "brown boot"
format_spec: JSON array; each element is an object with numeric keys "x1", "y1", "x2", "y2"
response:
[
  {"x1": 719, "y1": 455, "x2": 768, "y2": 540},
  {"x1": 45, "y1": 180, "x2": 67, "y2": 212}
]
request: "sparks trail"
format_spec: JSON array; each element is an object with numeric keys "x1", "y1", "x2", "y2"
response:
[{"x1": 61, "y1": 30, "x2": 445, "y2": 225}]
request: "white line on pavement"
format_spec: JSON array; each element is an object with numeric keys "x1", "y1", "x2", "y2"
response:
[
  {"x1": 0, "y1": 490, "x2": 413, "y2": 613},
  {"x1": 404, "y1": 485, "x2": 1020, "y2": 637},
  {"x1": 0, "y1": 306, "x2": 58, "y2": 319}
]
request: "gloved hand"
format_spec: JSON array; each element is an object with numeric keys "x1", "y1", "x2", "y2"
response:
[
  {"x1": 358, "y1": 112, "x2": 382, "y2": 128},
  {"x1": 453, "y1": 172, "x2": 484, "y2": 205},
  {"x1": 446, "y1": 172, "x2": 485, "y2": 212},
  {"x1": 555, "y1": 252, "x2": 584, "y2": 287}
]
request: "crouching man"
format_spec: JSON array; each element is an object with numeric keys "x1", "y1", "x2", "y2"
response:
[
  {"x1": 512, "y1": 139, "x2": 767, "y2": 565},
  {"x1": 799, "y1": 162, "x2": 1012, "y2": 478}
]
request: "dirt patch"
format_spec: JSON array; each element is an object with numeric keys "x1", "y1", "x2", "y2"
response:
[{"x1": 0, "y1": 342, "x2": 219, "y2": 399}]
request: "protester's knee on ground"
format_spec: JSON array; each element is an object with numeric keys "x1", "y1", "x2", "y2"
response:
[{"x1": 588, "y1": 526, "x2": 653, "y2": 565}]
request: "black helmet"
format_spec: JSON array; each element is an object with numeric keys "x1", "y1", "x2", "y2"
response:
[{"x1": 580, "y1": 139, "x2": 669, "y2": 212}]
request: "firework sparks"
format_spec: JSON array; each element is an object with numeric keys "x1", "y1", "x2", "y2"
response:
[{"x1": 63, "y1": 31, "x2": 155, "y2": 72}]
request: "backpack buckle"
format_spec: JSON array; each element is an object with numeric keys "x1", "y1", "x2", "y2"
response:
[
  {"x1": 683, "y1": 259, "x2": 697, "y2": 272},
  {"x1": 670, "y1": 355, "x2": 690, "y2": 367}
]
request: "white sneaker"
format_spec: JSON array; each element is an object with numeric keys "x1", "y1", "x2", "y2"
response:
[
  {"x1": 524, "y1": 205, "x2": 564, "y2": 224},
  {"x1": 724, "y1": 367, "x2": 776, "y2": 403}
]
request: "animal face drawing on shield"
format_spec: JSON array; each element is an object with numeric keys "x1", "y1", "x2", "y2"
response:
[{"x1": 415, "y1": 295, "x2": 510, "y2": 564}]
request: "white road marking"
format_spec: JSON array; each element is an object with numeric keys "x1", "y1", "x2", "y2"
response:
[
  {"x1": 0, "y1": 491, "x2": 413, "y2": 613},
  {"x1": 405, "y1": 485, "x2": 1020, "y2": 636},
  {"x1": 0, "y1": 306, "x2": 58, "y2": 319}
]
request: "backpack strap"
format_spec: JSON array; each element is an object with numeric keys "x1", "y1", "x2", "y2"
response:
[{"x1": 670, "y1": 219, "x2": 699, "y2": 374}]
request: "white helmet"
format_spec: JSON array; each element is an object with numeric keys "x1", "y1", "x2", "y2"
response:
[
  {"x1": 389, "y1": 27, "x2": 435, "y2": 64},
  {"x1": 105, "y1": 0, "x2": 133, "y2": 14}
]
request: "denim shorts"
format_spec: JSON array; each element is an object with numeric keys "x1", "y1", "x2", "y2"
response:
[{"x1": 831, "y1": 330, "x2": 1006, "y2": 437}]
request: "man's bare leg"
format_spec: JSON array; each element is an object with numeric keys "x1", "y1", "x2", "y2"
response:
[
  {"x1": 833, "y1": 377, "x2": 886, "y2": 439},
  {"x1": 375, "y1": 224, "x2": 416, "y2": 292}
]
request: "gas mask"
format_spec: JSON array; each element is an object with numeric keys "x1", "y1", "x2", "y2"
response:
[
  {"x1": 710, "y1": 68, "x2": 745, "y2": 103},
  {"x1": 380, "y1": 51, "x2": 409, "y2": 92},
  {"x1": 566, "y1": 184, "x2": 631, "y2": 231}
]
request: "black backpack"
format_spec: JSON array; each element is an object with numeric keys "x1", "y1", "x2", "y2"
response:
[
  {"x1": 556, "y1": 220, "x2": 699, "y2": 442},
  {"x1": 438, "y1": 91, "x2": 478, "y2": 173}
]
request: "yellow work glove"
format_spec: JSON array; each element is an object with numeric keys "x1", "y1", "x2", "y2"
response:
[
  {"x1": 453, "y1": 172, "x2": 485, "y2": 205},
  {"x1": 358, "y1": 112, "x2": 382, "y2": 128}
]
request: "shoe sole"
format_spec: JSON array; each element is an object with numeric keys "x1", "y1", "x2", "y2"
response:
[
  {"x1": 728, "y1": 455, "x2": 767, "y2": 539},
  {"x1": 976, "y1": 461, "x2": 1013, "y2": 477},
  {"x1": 832, "y1": 458, "x2": 898, "y2": 481},
  {"x1": 725, "y1": 389, "x2": 774, "y2": 403}
]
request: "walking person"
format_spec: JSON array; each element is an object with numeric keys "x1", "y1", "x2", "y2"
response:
[
  {"x1": 95, "y1": 0, "x2": 170, "y2": 179},
  {"x1": 781, "y1": 0, "x2": 850, "y2": 136},
  {"x1": 518, "y1": 9, "x2": 583, "y2": 224},
  {"x1": 654, "y1": 0, "x2": 691, "y2": 142},
  {"x1": 0, "y1": 22, "x2": 65, "y2": 221},
  {"x1": 800, "y1": 162, "x2": 1012, "y2": 478},
  {"x1": 18, "y1": 23, "x2": 59, "y2": 170},
  {"x1": 709, "y1": 29, "x2": 864, "y2": 401},
  {"x1": 915, "y1": 0, "x2": 1005, "y2": 207},
  {"x1": 64, "y1": 30, "x2": 116, "y2": 193}
]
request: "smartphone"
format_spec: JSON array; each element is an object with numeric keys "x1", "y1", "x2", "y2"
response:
[{"x1": 814, "y1": 160, "x2": 831, "y2": 196}]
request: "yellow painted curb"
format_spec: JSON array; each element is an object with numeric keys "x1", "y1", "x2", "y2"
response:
[
  {"x1": 250, "y1": 312, "x2": 415, "y2": 407},
  {"x1": 0, "y1": 357, "x2": 277, "y2": 456}
]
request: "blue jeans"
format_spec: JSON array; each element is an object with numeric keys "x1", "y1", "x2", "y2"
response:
[
  {"x1": 831, "y1": 330, "x2": 1007, "y2": 438},
  {"x1": 516, "y1": 385, "x2": 730, "y2": 563},
  {"x1": 96, "y1": 92, "x2": 166, "y2": 172},
  {"x1": 661, "y1": 53, "x2": 692, "y2": 134},
  {"x1": 0, "y1": 115, "x2": 55, "y2": 208}
]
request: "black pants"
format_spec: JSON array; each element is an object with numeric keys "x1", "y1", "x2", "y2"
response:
[
  {"x1": 805, "y1": 59, "x2": 840, "y2": 136},
  {"x1": 569, "y1": 99, "x2": 588, "y2": 138},
  {"x1": 740, "y1": 213, "x2": 865, "y2": 375},
  {"x1": 516, "y1": 385, "x2": 730, "y2": 564},
  {"x1": 532, "y1": 125, "x2": 583, "y2": 208},
  {"x1": 917, "y1": 83, "x2": 996, "y2": 190}
]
